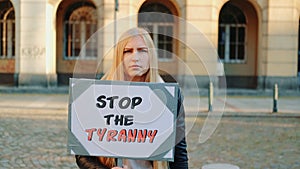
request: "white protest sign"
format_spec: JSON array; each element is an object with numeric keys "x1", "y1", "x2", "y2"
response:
[{"x1": 68, "y1": 78, "x2": 178, "y2": 161}]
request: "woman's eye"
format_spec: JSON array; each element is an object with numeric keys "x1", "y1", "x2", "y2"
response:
[
  {"x1": 123, "y1": 48, "x2": 148, "y2": 54},
  {"x1": 123, "y1": 50, "x2": 132, "y2": 54},
  {"x1": 139, "y1": 49, "x2": 148, "y2": 53}
]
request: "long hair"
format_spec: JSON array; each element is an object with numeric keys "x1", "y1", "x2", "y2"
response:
[
  {"x1": 98, "y1": 27, "x2": 166, "y2": 169},
  {"x1": 102, "y1": 27, "x2": 161, "y2": 82}
]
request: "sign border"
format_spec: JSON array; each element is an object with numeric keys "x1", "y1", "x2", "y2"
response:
[{"x1": 67, "y1": 78, "x2": 179, "y2": 161}]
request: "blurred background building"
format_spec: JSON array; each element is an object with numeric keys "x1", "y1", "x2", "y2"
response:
[{"x1": 0, "y1": 0, "x2": 299, "y2": 90}]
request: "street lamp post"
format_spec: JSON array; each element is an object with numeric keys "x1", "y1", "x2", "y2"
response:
[{"x1": 114, "y1": 0, "x2": 119, "y2": 46}]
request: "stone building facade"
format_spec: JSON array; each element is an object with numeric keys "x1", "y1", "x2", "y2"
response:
[{"x1": 0, "y1": 0, "x2": 299, "y2": 89}]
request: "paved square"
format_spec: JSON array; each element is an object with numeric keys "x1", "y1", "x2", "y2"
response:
[{"x1": 0, "y1": 94, "x2": 299, "y2": 168}]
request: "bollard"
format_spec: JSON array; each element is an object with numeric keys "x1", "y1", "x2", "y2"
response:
[
  {"x1": 208, "y1": 82, "x2": 213, "y2": 112},
  {"x1": 273, "y1": 83, "x2": 278, "y2": 113}
]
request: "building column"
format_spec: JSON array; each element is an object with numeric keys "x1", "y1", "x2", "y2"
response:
[
  {"x1": 18, "y1": 0, "x2": 56, "y2": 87},
  {"x1": 257, "y1": 1, "x2": 298, "y2": 89},
  {"x1": 183, "y1": 0, "x2": 219, "y2": 88}
]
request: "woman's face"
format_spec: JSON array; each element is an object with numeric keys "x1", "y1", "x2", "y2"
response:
[{"x1": 122, "y1": 36, "x2": 150, "y2": 81}]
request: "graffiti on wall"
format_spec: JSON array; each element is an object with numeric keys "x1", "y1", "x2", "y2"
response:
[{"x1": 21, "y1": 46, "x2": 45, "y2": 60}]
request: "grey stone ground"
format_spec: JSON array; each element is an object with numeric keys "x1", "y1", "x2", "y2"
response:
[{"x1": 0, "y1": 93, "x2": 299, "y2": 169}]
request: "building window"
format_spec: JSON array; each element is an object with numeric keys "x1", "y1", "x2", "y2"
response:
[
  {"x1": 0, "y1": 1, "x2": 15, "y2": 59},
  {"x1": 64, "y1": 3, "x2": 97, "y2": 60},
  {"x1": 138, "y1": 3, "x2": 174, "y2": 61},
  {"x1": 218, "y1": 3, "x2": 246, "y2": 63}
]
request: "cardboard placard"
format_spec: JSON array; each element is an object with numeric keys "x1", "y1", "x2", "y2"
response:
[{"x1": 68, "y1": 78, "x2": 178, "y2": 161}]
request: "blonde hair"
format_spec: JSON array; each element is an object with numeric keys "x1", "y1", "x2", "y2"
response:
[
  {"x1": 102, "y1": 27, "x2": 161, "y2": 82},
  {"x1": 98, "y1": 27, "x2": 167, "y2": 168}
]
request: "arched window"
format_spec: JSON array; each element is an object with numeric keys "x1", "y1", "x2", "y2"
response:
[
  {"x1": 64, "y1": 2, "x2": 97, "y2": 59},
  {"x1": 218, "y1": 3, "x2": 246, "y2": 63},
  {"x1": 138, "y1": 3, "x2": 174, "y2": 61},
  {"x1": 0, "y1": 0, "x2": 15, "y2": 59}
]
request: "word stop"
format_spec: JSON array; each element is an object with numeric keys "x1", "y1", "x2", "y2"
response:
[{"x1": 96, "y1": 95, "x2": 142, "y2": 109}]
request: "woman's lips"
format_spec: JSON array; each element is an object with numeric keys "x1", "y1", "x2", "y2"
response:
[{"x1": 130, "y1": 65, "x2": 141, "y2": 68}]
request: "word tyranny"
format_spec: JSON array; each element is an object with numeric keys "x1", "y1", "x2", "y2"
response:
[{"x1": 85, "y1": 128, "x2": 158, "y2": 143}]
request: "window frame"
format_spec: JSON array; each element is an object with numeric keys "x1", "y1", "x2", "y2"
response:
[
  {"x1": 218, "y1": 23, "x2": 247, "y2": 63},
  {"x1": 0, "y1": 7, "x2": 15, "y2": 59},
  {"x1": 63, "y1": 5, "x2": 97, "y2": 60},
  {"x1": 218, "y1": 3, "x2": 247, "y2": 64}
]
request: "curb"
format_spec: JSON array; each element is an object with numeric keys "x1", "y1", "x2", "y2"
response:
[
  {"x1": 186, "y1": 111, "x2": 300, "y2": 118},
  {"x1": 0, "y1": 86, "x2": 300, "y2": 96},
  {"x1": 183, "y1": 88, "x2": 300, "y2": 97},
  {"x1": 0, "y1": 86, "x2": 69, "y2": 94}
]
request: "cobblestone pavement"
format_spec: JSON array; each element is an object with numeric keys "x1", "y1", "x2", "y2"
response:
[
  {"x1": 0, "y1": 96, "x2": 76, "y2": 169},
  {"x1": 187, "y1": 117, "x2": 300, "y2": 169},
  {"x1": 0, "y1": 94, "x2": 299, "y2": 168}
]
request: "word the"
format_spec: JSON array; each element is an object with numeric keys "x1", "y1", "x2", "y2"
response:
[
  {"x1": 96, "y1": 95, "x2": 142, "y2": 109},
  {"x1": 104, "y1": 114, "x2": 133, "y2": 126},
  {"x1": 85, "y1": 128, "x2": 158, "y2": 143}
]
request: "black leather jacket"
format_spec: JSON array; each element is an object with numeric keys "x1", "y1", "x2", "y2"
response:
[
  {"x1": 75, "y1": 90, "x2": 188, "y2": 169},
  {"x1": 169, "y1": 90, "x2": 188, "y2": 169}
]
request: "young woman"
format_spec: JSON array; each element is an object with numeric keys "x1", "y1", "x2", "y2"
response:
[{"x1": 75, "y1": 27, "x2": 188, "y2": 169}]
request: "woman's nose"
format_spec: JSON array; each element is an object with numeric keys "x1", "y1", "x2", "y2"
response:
[{"x1": 131, "y1": 51, "x2": 139, "y2": 61}]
